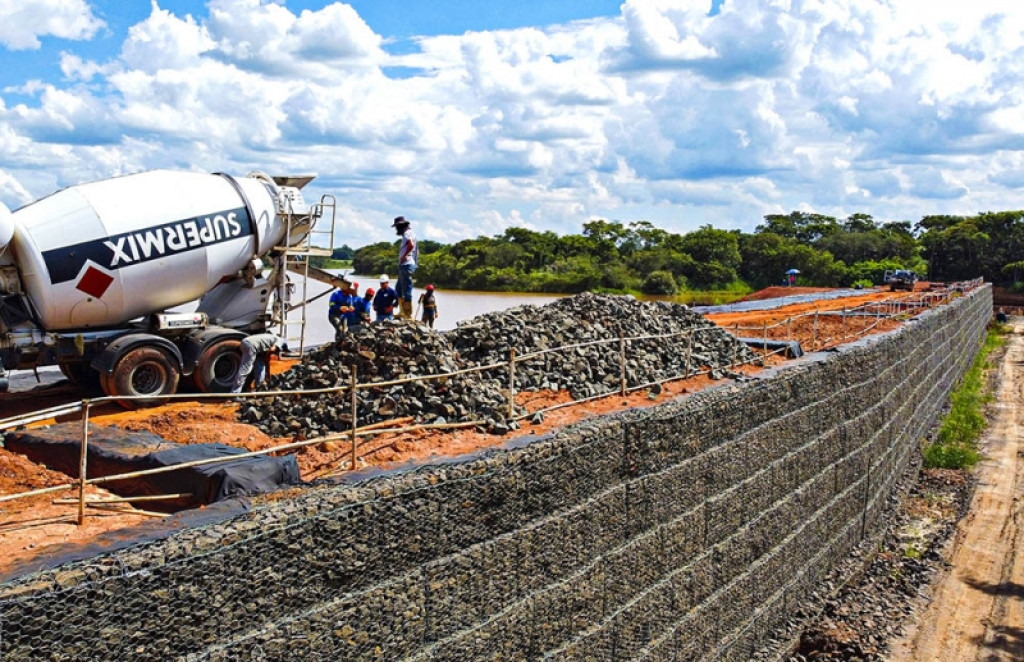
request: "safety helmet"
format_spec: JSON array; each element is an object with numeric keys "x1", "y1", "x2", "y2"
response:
[
  {"x1": 351, "y1": 282, "x2": 359, "y2": 290},
  {"x1": 366, "y1": 288, "x2": 375, "y2": 296},
  {"x1": 379, "y1": 273, "x2": 390, "y2": 282},
  {"x1": 426, "y1": 284, "x2": 434, "y2": 291}
]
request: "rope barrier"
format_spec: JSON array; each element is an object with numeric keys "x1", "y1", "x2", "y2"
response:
[{"x1": 0, "y1": 279, "x2": 985, "y2": 515}]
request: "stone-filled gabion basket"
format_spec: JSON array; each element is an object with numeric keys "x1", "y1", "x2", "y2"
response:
[{"x1": 238, "y1": 293, "x2": 760, "y2": 437}]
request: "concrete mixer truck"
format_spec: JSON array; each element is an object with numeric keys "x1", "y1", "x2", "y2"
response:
[{"x1": 0, "y1": 169, "x2": 340, "y2": 404}]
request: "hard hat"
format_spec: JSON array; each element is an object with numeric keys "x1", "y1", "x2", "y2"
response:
[
  {"x1": 426, "y1": 284, "x2": 434, "y2": 291},
  {"x1": 366, "y1": 288, "x2": 375, "y2": 296},
  {"x1": 351, "y1": 282, "x2": 359, "y2": 290},
  {"x1": 380, "y1": 273, "x2": 390, "y2": 282},
  {"x1": 391, "y1": 216, "x2": 408, "y2": 227}
]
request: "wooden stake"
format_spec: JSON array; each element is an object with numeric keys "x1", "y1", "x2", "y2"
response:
[
  {"x1": 77, "y1": 400, "x2": 90, "y2": 526},
  {"x1": 507, "y1": 348, "x2": 517, "y2": 419},
  {"x1": 619, "y1": 335, "x2": 627, "y2": 396},
  {"x1": 350, "y1": 368, "x2": 358, "y2": 470},
  {"x1": 54, "y1": 493, "x2": 192, "y2": 505},
  {"x1": 86, "y1": 503, "x2": 167, "y2": 518},
  {"x1": 358, "y1": 416, "x2": 415, "y2": 432},
  {"x1": 685, "y1": 331, "x2": 693, "y2": 377}
]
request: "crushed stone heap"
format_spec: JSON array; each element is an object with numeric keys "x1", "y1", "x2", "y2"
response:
[
  {"x1": 238, "y1": 323, "x2": 511, "y2": 438},
  {"x1": 450, "y1": 292, "x2": 759, "y2": 398},
  {"x1": 238, "y1": 293, "x2": 760, "y2": 437}
]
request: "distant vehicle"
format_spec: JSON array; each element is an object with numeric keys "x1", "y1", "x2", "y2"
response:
[{"x1": 883, "y1": 269, "x2": 918, "y2": 292}]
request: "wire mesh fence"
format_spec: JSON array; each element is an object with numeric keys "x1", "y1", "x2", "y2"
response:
[
  {"x1": 0, "y1": 284, "x2": 993, "y2": 661},
  {"x1": 0, "y1": 280, "x2": 984, "y2": 524}
]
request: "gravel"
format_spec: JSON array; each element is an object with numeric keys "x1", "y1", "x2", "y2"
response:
[
  {"x1": 753, "y1": 467, "x2": 974, "y2": 661},
  {"x1": 238, "y1": 293, "x2": 760, "y2": 436}
]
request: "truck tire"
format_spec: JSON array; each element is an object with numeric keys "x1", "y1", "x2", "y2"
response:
[
  {"x1": 58, "y1": 361, "x2": 103, "y2": 394},
  {"x1": 192, "y1": 338, "x2": 242, "y2": 393},
  {"x1": 105, "y1": 346, "x2": 180, "y2": 408}
]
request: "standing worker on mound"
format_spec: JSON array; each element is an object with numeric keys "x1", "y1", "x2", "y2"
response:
[
  {"x1": 392, "y1": 215, "x2": 418, "y2": 319},
  {"x1": 418, "y1": 284, "x2": 439, "y2": 329}
]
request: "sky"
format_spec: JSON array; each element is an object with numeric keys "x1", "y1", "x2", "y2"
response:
[{"x1": 0, "y1": 0, "x2": 1022, "y2": 249}]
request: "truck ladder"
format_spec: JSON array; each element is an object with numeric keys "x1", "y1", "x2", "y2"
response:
[{"x1": 274, "y1": 194, "x2": 337, "y2": 356}]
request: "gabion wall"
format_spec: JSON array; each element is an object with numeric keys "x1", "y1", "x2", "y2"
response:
[{"x1": 0, "y1": 287, "x2": 992, "y2": 661}]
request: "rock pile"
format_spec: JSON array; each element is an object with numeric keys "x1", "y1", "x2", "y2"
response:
[
  {"x1": 238, "y1": 293, "x2": 760, "y2": 437},
  {"x1": 238, "y1": 323, "x2": 512, "y2": 438},
  {"x1": 449, "y1": 292, "x2": 760, "y2": 398}
]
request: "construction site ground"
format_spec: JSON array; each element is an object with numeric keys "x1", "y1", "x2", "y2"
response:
[
  {"x1": 0, "y1": 283, "x2": 954, "y2": 579},
  {"x1": 886, "y1": 318, "x2": 1024, "y2": 661}
]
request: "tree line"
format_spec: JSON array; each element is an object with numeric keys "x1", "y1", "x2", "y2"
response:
[{"x1": 334, "y1": 210, "x2": 1024, "y2": 295}]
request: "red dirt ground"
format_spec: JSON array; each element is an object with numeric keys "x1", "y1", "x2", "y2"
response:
[{"x1": 0, "y1": 284, "x2": 950, "y2": 572}]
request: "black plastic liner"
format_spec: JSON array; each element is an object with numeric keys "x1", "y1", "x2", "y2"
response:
[
  {"x1": 5, "y1": 422, "x2": 301, "y2": 510},
  {"x1": 737, "y1": 337, "x2": 805, "y2": 359}
]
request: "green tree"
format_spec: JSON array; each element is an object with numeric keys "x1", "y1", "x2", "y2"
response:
[
  {"x1": 641, "y1": 270, "x2": 679, "y2": 294},
  {"x1": 352, "y1": 241, "x2": 397, "y2": 276},
  {"x1": 1001, "y1": 260, "x2": 1024, "y2": 284},
  {"x1": 739, "y1": 232, "x2": 846, "y2": 287},
  {"x1": 756, "y1": 212, "x2": 840, "y2": 244},
  {"x1": 918, "y1": 219, "x2": 989, "y2": 281}
]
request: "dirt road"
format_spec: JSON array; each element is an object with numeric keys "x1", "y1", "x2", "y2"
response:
[{"x1": 890, "y1": 323, "x2": 1024, "y2": 661}]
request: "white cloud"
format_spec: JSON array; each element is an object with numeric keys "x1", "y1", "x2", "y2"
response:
[
  {"x1": 0, "y1": 0, "x2": 104, "y2": 50},
  {"x1": 2, "y1": 0, "x2": 1024, "y2": 246},
  {"x1": 907, "y1": 168, "x2": 969, "y2": 200},
  {"x1": 121, "y1": 2, "x2": 213, "y2": 73},
  {"x1": 205, "y1": 0, "x2": 385, "y2": 75},
  {"x1": 0, "y1": 169, "x2": 33, "y2": 205}
]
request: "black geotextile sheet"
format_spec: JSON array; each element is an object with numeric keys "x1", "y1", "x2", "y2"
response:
[{"x1": 4, "y1": 422, "x2": 301, "y2": 509}]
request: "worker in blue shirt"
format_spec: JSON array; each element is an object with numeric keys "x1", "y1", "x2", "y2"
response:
[
  {"x1": 372, "y1": 274, "x2": 399, "y2": 322},
  {"x1": 346, "y1": 282, "x2": 365, "y2": 330},
  {"x1": 359, "y1": 288, "x2": 375, "y2": 325},
  {"x1": 328, "y1": 279, "x2": 355, "y2": 338}
]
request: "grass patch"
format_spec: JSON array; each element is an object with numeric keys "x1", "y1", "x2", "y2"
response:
[
  {"x1": 674, "y1": 282, "x2": 754, "y2": 306},
  {"x1": 317, "y1": 259, "x2": 353, "y2": 269},
  {"x1": 923, "y1": 323, "x2": 1008, "y2": 469}
]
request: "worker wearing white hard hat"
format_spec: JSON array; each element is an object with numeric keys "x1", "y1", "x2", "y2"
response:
[{"x1": 372, "y1": 274, "x2": 399, "y2": 322}]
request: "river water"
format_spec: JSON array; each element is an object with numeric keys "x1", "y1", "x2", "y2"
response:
[
  {"x1": 295, "y1": 274, "x2": 875, "y2": 348},
  {"x1": 297, "y1": 274, "x2": 562, "y2": 347}
]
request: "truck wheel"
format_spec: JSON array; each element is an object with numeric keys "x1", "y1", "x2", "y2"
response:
[
  {"x1": 106, "y1": 346, "x2": 180, "y2": 408},
  {"x1": 192, "y1": 339, "x2": 242, "y2": 393},
  {"x1": 59, "y1": 361, "x2": 103, "y2": 394}
]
